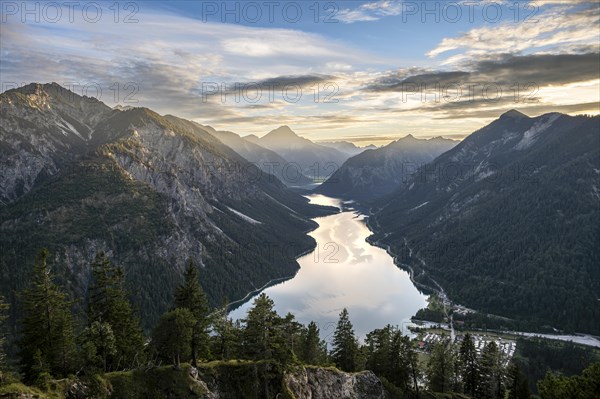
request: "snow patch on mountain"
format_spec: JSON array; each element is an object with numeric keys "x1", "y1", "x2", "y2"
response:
[
  {"x1": 226, "y1": 206, "x2": 262, "y2": 224},
  {"x1": 409, "y1": 201, "x2": 429, "y2": 212},
  {"x1": 59, "y1": 120, "x2": 85, "y2": 140},
  {"x1": 515, "y1": 114, "x2": 560, "y2": 150}
]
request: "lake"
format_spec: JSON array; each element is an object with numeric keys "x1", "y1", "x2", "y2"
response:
[{"x1": 228, "y1": 194, "x2": 429, "y2": 342}]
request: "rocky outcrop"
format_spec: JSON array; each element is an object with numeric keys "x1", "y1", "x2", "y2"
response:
[
  {"x1": 193, "y1": 363, "x2": 388, "y2": 399},
  {"x1": 284, "y1": 367, "x2": 387, "y2": 399}
]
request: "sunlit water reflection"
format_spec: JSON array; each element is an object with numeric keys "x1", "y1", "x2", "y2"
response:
[{"x1": 228, "y1": 194, "x2": 428, "y2": 342}]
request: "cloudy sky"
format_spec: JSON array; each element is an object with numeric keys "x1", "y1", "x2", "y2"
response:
[{"x1": 1, "y1": 0, "x2": 598, "y2": 144}]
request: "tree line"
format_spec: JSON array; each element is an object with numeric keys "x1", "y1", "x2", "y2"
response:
[{"x1": 0, "y1": 249, "x2": 598, "y2": 399}]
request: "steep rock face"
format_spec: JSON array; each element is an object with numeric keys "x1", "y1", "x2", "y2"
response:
[
  {"x1": 284, "y1": 367, "x2": 387, "y2": 399},
  {"x1": 0, "y1": 83, "x2": 114, "y2": 204}
]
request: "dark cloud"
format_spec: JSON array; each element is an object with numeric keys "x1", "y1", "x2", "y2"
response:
[
  {"x1": 212, "y1": 113, "x2": 370, "y2": 127},
  {"x1": 366, "y1": 52, "x2": 600, "y2": 92},
  {"x1": 199, "y1": 74, "x2": 338, "y2": 98},
  {"x1": 432, "y1": 101, "x2": 600, "y2": 120},
  {"x1": 362, "y1": 52, "x2": 599, "y2": 118}
]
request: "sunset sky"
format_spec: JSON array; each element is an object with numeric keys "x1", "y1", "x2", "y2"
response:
[{"x1": 2, "y1": 0, "x2": 598, "y2": 145}]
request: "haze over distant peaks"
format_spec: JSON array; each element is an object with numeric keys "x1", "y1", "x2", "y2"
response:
[
  {"x1": 315, "y1": 133, "x2": 457, "y2": 201},
  {"x1": 265, "y1": 125, "x2": 297, "y2": 138},
  {"x1": 248, "y1": 125, "x2": 352, "y2": 179}
]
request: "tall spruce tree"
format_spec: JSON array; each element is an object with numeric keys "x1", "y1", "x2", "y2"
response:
[
  {"x1": 426, "y1": 340, "x2": 456, "y2": 393},
  {"x1": 365, "y1": 325, "x2": 393, "y2": 380},
  {"x1": 299, "y1": 321, "x2": 327, "y2": 365},
  {"x1": 242, "y1": 294, "x2": 283, "y2": 361},
  {"x1": 174, "y1": 258, "x2": 210, "y2": 366},
  {"x1": 281, "y1": 312, "x2": 302, "y2": 363},
  {"x1": 331, "y1": 308, "x2": 358, "y2": 372},
  {"x1": 459, "y1": 333, "x2": 479, "y2": 397},
  {"x1": 507, "y1": 362, "x2": 531, "y2": 399},
  {"x1": 391, "y1": 330, "x2": 420, "y2": 394},
  {"x1": 87, "y1": 252, "x2": 145, "y2": 370},
  {"x1": 0, "y1": 296, "x2": 10, "y2": 381},
  {"x1": 211, "y1": 303, "x2": 240, "y2": 361},
  {"x1": 478, "y1": 341, "x2": 506, "y2": 399},
  {"x1": 18, "y1": 249, "x2": 77, "y2": 382},
  {"x1": 80, "y1": 321, "x2": 116, "y2": 373},
  {"x1": 152, "y1": 308, "x2": 196, "y2": 368}
]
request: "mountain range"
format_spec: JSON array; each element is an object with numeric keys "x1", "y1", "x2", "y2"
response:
[
  {"x1": 369, "y1": 110, "x2": 600, "y2": 334},
  {"x1": 201, "y1": 126, "x2": 313, "y2": 186},
  {"x1": 0, "y1": 83, "x2": 336, "y2": 330},
  {"x1": 1, "y1": 83, "x2": 598, "y2": 337},
  {"x1": 318, "y1": 140, "x2": 378, "y2": 156},
  {"x1": 315, "y1": 134, "x2": 457, "y2": 201},
  {"x1": 244, "y1": 126, "x2": 351, "y2": 180}
]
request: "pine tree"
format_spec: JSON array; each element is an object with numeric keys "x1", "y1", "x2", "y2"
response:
[
  {"x1": 507, "y1": 362, "x2": 531, "y2": 399},
  {"x1": 477, "y1": 341, "x2": 506, "y2": 399},
  {"x1": 87, "y1": 252, "x2": 145, "y2": 370},
  {"x1": 242, "y1": 294, "x2": 283, "y2": 361},
  {"x1": 152, "y1": 308, "x2": 196, "y2": 368},
  {"x1": 0, "y1": 296, "x2": 9, "y2": 381},
  {"x1": 331, "y1": 308, "x2": 358, "y2": 372},
  {"x1": 18, "y1": 249, "x2": 77, "y2": 382},
  {"x1": 174, "y1": 258, "x2": 210, "y2": 366},
  {"x1": 211, "y1": 302, "x2": 240, "y2": 361},
  {"x1": 80, "y1": 321, "x2": 117, "y2": 373},
  {"x1": 280, "y1": 312, "x2": 302, "y2": 363},
  {"x1": 459, "y1": 333, "x2": 479, "y2": 397},
  {"x1": 365, "y1": 325, "x2": 393, "y2": 380},
  {"x1": 403, "y1": 335, "x2": 421, "y2": 396},
  {"x1": 426, "y1": 340, "x2": 455, "y2": 393},
  {"x1": 299, "y1": 321, "x2": 327, "y2": 365},
  {"x1": 537, "y1": 363, "x2": 600, "y2": 399},
  {"x1": 390, "y1": 330, "x2": 420, "y2": 394}
]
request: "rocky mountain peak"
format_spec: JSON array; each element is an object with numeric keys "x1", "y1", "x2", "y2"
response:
[
  {"x1": 265, "y1": 125, "x2": 298, "y2": 139},
  {"x1": 500, "y1": 109, "x2": 529, "y2": 120}
]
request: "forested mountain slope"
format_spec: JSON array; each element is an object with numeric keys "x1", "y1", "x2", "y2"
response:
[
  {"x1": 0, "y1": 83, "x2": 335, "y2": 331},
  {"x1": 370, "y1": 111, "x2": 600, "y2": 334},
  {"x1": 315, "y1": 134, "x2": 456, "y2": 201}
]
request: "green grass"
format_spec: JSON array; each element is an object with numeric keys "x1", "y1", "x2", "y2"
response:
[
  {"x1": 0, "y1": 382, "x2": 49, "y2": 398},
  {"x1": 105, "y1": 364, "x2": 207, "y2": 399}
]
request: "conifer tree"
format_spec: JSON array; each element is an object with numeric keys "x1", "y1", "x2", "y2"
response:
[
  {"x1": 459, "y1": 333, "x2": 479, "y2": 397},
  {"x1": 18, "y1": 249, "x2": 77, "y2": 381},
  {"x1": 365, "y1": 325, "x2": 393, "y2": 379},
  {"x1": 87, "y1": 252, "x2": 144, "y2": 370},
  {"x1": 80, "y1": 321, "x2": 116, "y2": 373},
  {"x1": 299, "y1": 321, "x2": 327, "y2": 365},
  {"x1": 390, "y1": 330, "x2": 420, "y2": 394},
  {"x1": 280, "y1": 312, "x2": 302, "y2": 362},
  {"x1": 331, "y1": 308, "x2": 358, "y2": 372},
  {"x1": 477, "y1": 341, "x2": 506, "y2": 399},
  {"x1": 211, "y1": 301, "x2": 240, "y2": 361},
  {"x1": 174, "y1": 258, "x2": 210, "y2": 366},
  {"x1": 242, "y1": 294, "x2": 282, "y2": 361},
  {"x1": 0, "y1": 295, "x2": 10, "y2": 381},
  {"x1": 152, "y1": 308, "x2": 196, "y2": 368},
  {"x1": 426, "y1": 340, "x2": 455, "y2": 393},
  {"x1": 507, "y1": 362, "x2": 531, "y2": 399}
]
